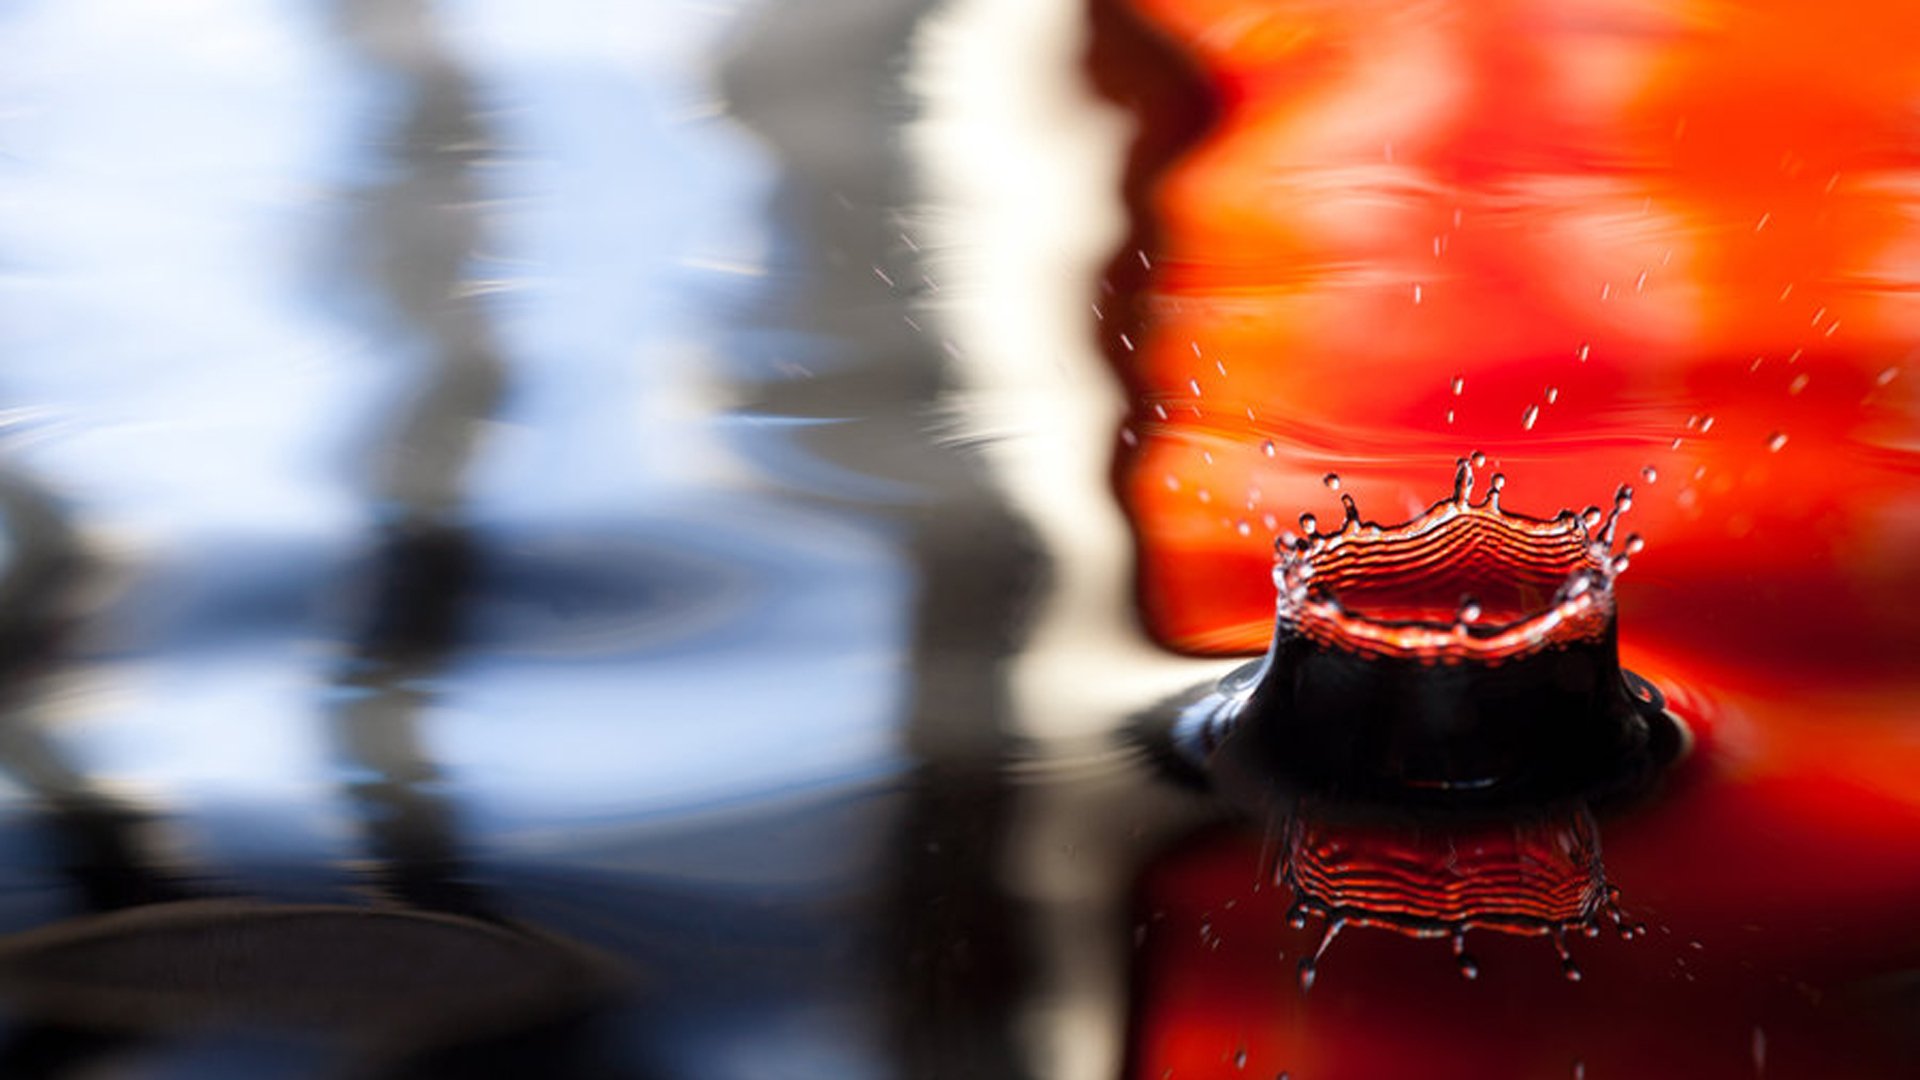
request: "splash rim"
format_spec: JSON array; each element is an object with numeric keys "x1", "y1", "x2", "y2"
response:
[{"x1": 1274, "y1": 455, "x2": 1636, "y2": 664}]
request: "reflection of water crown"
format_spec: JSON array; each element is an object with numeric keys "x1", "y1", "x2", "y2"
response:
[
  {"x1": 1274, "y1": 453, "x2": 1639, "y2": 665},
  {"x1": 1279, "y1": 801, "x2": 1643, "y2": 990}
]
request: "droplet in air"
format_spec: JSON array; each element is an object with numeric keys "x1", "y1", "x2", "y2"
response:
[
  {"x1": 1877, "y1": 366, "x2": 1900, "y2": 387},
  {"x1": 1788, "y1": 373, "x2": 1809, "y2": 395},
  {"x1": 1237, "y1": 520, "x2": 1252, "y2": 537},
  {"x1": 1189, "y1": 378, "x2": 1203, "y2": 396},
  {"x1": 1323, "y1": 473, "x2": 1342, "y2": 491},
  {"x1": 1642, "y1": 466, "x2": 1658, "y2": 483},
  {"x1": 1486, "y1": 472, "x2": 1508, "y2": 505},
  {"x1": 1234, "y1": 1048, "x2": 1248, "y2": 1070},
  {"x1": 1299, "y1": 513, "x2": 1318, "y2": 535},
  {"x1": 1451, "y1": 376, "x2": 1465, "y2": 395},
  {"x1": 1546, "y1": 386, "x2": 1560, "y2": 404},
  {"x1": 1767, "y1": 432, "x2": 1789, "y2": 453},
  {"x1": 1262, "y1": 440, "x2": 1277, "y2": 458},
  {"x1": 1523, "y1": 404, "x2": 1541, "y2": 430}
]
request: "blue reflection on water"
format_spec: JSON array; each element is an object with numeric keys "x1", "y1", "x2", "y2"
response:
[
  {"x1": 432, "y1": 0, "x2": 911, "y2": 843},
  {"x1": 0, "y1": 0, "x2": 924, "y2": 1074}
]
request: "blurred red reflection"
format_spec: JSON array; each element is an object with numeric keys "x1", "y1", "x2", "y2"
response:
[
  {"x1": 1095, "y1": 0, "x2": 1920, "y2": 670},
  {"x1": 1093, "y1": 0, "x2": 1920, "y2": 1076}
]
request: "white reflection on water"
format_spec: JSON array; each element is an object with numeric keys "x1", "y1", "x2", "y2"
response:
[{"x1": 909, "y1": 2, "x2": 1227, "y2": 1079}]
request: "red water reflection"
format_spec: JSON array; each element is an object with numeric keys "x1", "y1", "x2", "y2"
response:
[{"x1": 1094, "y1": 0, "x2": 1920, "y2": 1075}]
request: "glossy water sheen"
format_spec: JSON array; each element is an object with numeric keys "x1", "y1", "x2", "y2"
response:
[{"x1": 0, "y1": 2, "x2": 1914, "y2": 1079}]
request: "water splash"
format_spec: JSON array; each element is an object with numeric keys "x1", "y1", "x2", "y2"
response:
[
  {"x1": 1161, "y1": 456, "x2": 1684, "y2": 989},
  {"x1": 1271, "y1": 453, "x2": 1639, "y2": 664}
]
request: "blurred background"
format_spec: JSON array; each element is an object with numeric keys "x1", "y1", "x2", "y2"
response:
[
  {"x1": 0, "y1": 0, "x2": 1206, "y2": 1076},
  {"x1": 0, "y1": 0, "x2": 1916, "y2": 1077}
]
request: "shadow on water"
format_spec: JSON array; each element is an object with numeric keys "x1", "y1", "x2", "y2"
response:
[
  {"x1": 0, "y1": 472, "x2": 191, "y2": 915},
  {"x1": 326, "y1": 0, "x2": 504, "y2": 924}
]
